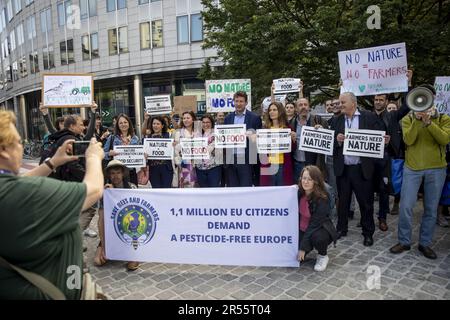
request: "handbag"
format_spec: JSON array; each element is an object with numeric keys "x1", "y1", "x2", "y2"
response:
[
  {"x1": 137, "y1": 166, "x2": 149, "y2": 185},
  {"x1": 391, "y1": 158, "x2": 404, "y2": 195}
]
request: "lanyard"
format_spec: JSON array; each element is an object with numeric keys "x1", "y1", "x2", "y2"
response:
[
  {"x1": 346, "y1": 116, "x2": 354, "y2": 129},
  {"x1": 0, "y1": 169, "x2": 13, "y2": 175}
]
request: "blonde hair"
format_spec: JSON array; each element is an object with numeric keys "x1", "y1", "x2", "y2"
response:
[{"x1": 0, "y1": 111, "x2": 17, "y2": 148}]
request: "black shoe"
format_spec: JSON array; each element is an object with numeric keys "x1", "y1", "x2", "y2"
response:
[
  {"x1": 348, "y1": 210, "x2": 354, "y2": 220},
  {"x1": 389, "y1": 243, "x2": 411, "y2": 254},
  {"x1": 337, "y1": 231, "x2": 347, "y2": 239},
  {"x1": 418, "y1": 245, "x2": 437, "y2": 260},
  {"x1": 363, "y1": 235, "x2": 373, "y2": 247}
]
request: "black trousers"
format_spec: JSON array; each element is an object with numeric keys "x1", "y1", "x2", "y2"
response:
[
  {"x1": 336, "y1": 164, "x2": 375, "y2": 236},
  {"x1": 299, "y1": 228, "x2": 332, "y2": 256}
]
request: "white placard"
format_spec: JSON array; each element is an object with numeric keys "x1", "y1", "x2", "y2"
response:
[
  {"x1": 273, "y1": 78, "x2": 301, "y2": 94},
  {"x1": 180, "y1": 137, "x2": 209, "y2": 160},
  {"x1": 343, "y1": 128, "x2": 385, "y2": 159},
  {"x1": 299, "y1": 126, "x2": 335, "y2": 156},
  {"x1": 434, "y1": 77, "x2": 450, "y2": 115},
  {"x1": 143, "y1": 138, "x2": 174, "y2": 160},
  {"x1": 104, "y1": 186, "x2": 299, "y2": 267},
  {"x1": 145, "y1": 95, "x2": 172, "y2": 115},
  {"x1": 113, "y1": 145, "x2": 146, "y2": 168},
  {"x1": 214, "y1": 124, "x2": 247, "y2": 149},
  {"x1": 206, "y1": 79, "x2": 251, "y2": 113},
  {"x1": 338, "y1": 43, "x2": 408, "y2": 96},
  {"x1": 256, "y1": 129, "x2": 292, "y2": 154},
  {"x1": 42, "y1": 74, "x2": 93, "y2": 107}
]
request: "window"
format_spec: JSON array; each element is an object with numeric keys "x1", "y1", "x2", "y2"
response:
[
  {"x1": 177, "y1": 15, "x2": 188, "y2": 44},
  {"x1": 43, "y1": 46, "x2": 54, "y2": 70},
  {"x1": 139, "y1": 22, "x2": 150, "y2": 49},
  {"x1": 81, "y1": 32, "x2": 98, "y2": 60},
  {"x1": 138, "y1": 0, "x2": 148, "y2": 4},
  {"x1": 60, "y1": 39, "x2": 74, "y2": 65},
  {"x1": 190, "y1": 13, "x2": 203, "y2": 42},
  {"x1": 7, "y1": 1, "x2": 13, "y2": 22},
  {"x1": 16, "y1": 24, "x2": 24, "y2": 46},
  {"x1": 19, "y1": 56, "x2": 27, "y2": 78},
  {"x1": 27, "y1": 15, "x2": 36, "y2": 40},
  {"x1": 12, "y1": 61, "x2": 19, "y2": 81},
  {"x1": 29, "y1": 51, "x2": 39, "y2": 74},
  {"x1": 152, "y1": 20, "x2": 163, "y2": 47},
  {"x1": 10, "y1": 29, "x2": 16, "y2": 51},
  {"x1": 108, "y1": 27, "x2": 128, "y2": 55},
  {"x1": 57, "y1": 1, "x2": 72, "y2": 27},
  {"x1": 107, "y1": 0, "x2": 126, "y2": 12},
  {"x1": 13, "y1": 0, "x2": 22, "y2": 14},
  {"x1": 80, "y1": 0, "x2": 97, "y2": 20},
  {"x1": 25, "y1": 0, "x2": 34, "y2": 6},
  {"x1": 40, "y1": 7, "x2": 52, "y2": 33}
]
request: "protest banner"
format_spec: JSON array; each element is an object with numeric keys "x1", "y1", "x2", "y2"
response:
[
  {"x1": 338, "y1": 43, "x2": 408, "y2": 96},
  {"x1": 180, "y1": 137, "x2": 209, "y2": 160},
  {"x1": 299, "y1": 126, "x2": 335, "y2": 156},
  {"x1": 143, "y1": 138, "x2": 174, "y2": 160},
  {"x1": 343, "y1": 128, "x2": 385, "y2": 159},
  {"x1": 434, "y1": 77, "x2": 450, "y2": 115},
  {"x1": 104, "y1": 185, "x2": 299, "y2": 267},
  {"x1": 256, "y1": 129, "x2": 292, "y2": 154},
  {"x1": 214, "y1": 124, "x2": 247, "y2": 149},
  {"x1": 42, "y1": 73, "x2": 93, "y2": 107},
  {"x1": 273, "y1": 78, "x2": 301, "y2": 95},
  {"x1": 113, "y1": 145, "x2": 146, "y2": 168},
  {"x1": 145, "y1": 95, "x2": 172, "y2": 115},
  {"x1": 173, "y1": 95, "x2": 197, "y2": 115},
  {"x1": 206, "y1": 79, "x2": 251, "y2": 113}
]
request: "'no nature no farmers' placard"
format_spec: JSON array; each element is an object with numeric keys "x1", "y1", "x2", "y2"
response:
[
  {"x1": 343, "y1": 129, "x2": 385, "y2": 159},
  {"x1": 338, "y1": 43, "x2": 408, "y2": 96}
]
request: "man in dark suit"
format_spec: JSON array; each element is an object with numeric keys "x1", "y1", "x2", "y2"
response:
[
  {"x1": 331, "y1": 92, "x2": 385, "y2": 246},
  {"x1": 224, "y1": 91, "x2": 262, "y2": 187}
]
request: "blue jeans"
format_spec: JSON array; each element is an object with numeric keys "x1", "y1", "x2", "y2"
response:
[
  {"x1": 398, "y1": 166, "x2": 446, "y2": 247},
  {"x1": 293, "y1": 160, "x2": 305, "y2": 185},
  {"x1": 196, "y1": 166, "x2": 222, "y2": 187}
]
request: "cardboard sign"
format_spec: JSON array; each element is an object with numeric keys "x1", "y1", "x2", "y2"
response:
[
  {"x1": 180, "y1": 137, "x2": 209, "y2": 160},
  {"x1": 145, "y1": 95, "x2": 172, "y2": 115},
  {"x1": 42, "y1": 73, "x2": 93, "y2": 107},
  {"x1": 113, "y1": 145, "x2": 146, "y2": 168},
  {"x1": 434, "y1": 77, "x2": 450, "y2": 115},
  {"x1": 273, "y1": 78, "x2": 301, "y2": 94},
  {"x1": 143, "y1": 138, "x2": 174, "y2": 160},
  {"x1": 343, "y1": 128, "x2": 385, "y2": 159},
  {"x1": 206, "y1": 79, "x2": 251, "y2": 113},
  {"x1": 256, "y1": 129, "x2": 292, "y2": 154},
  {"x1": 214, "y1": 124, "x2": 247, "y2": 149},
  {"x1": 338, "y1": 43, "x2": 408, "y2": 96},
  {"x1": 173, "y1": 95, "x2": 197, "y2": 115},
  {"x1": 299, "y1": 126, "x2": 335, "y2": 156}
]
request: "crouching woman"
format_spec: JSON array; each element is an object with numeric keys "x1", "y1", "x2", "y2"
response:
[{"x1": 298, "y1": 165, "x2": 338, "y2": 272}]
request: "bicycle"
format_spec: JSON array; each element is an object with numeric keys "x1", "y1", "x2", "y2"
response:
[{"x1": 23, "y1": 140, "x2": 43, "y2": 159}]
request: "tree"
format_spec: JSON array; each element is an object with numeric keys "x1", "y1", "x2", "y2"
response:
[{"x1": 200, "y1": 0, "x2": 450, "y2": 110}]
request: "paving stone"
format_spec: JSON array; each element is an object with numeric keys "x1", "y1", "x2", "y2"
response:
[
  {"x1": 179, "y1": 291, "x2": 202, "y2": 300},
  {"x1": 357, "y1": 291, "x2": 382, "y2": 300},
  {"x1": 243, "y1": 283, "x2": 265, "y2": 294},
  {"x1": 219, "y1": 274, "x2": 238, "y2": 282},
  {"x1": 231, "y1": 290, "x2": 252, "y2": 300},
  {"x1": 263, "y1": 285, "x2": 284, "y2": 296},
  {"x1": 306, "y1": 290, "x2": 327, "y2": 300},
  {"x1": 420, "y1": 283, "x2": 446, "y2": 297},
  {"x1": 414, "y1": 291, "x2": 438, "y2": 300},
  {"x1": 255, "y1": 277, "x2": 274, "y2": 287},
  {"x1": 316, "y1": 283, "x2": 338, "y2": 295},
  {"x1": 326, "y1": 278, "x2": 346, "y2": 288},
  {"x1": 209, "y1": 288, "x2": 229, "y2": 299},
  {"x1": 336, "y1": 287, "x2": 358, "y2": 299},
  {"x1": 286, "y1": 288, "x2": 307, "y2": 299},
  {"x1": 155, "y1": 290, "x2": 176, "y2": 300}
]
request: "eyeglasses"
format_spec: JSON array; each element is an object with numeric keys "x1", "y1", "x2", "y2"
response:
[{"x1": 301, "y1": 177, "x2": 314, "y2": 182}]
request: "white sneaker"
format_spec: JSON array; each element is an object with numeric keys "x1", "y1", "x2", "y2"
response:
[
  {"x1": 83, "y1": 228, "x2": 98, "y2": 238},
  {"x1": 314, "y1": 254, "x2": 329, "y2": 272}
]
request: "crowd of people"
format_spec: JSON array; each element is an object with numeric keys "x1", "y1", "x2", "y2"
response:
[{"x1": 1, "y1": 69, "x2": 449, "y2": 299}]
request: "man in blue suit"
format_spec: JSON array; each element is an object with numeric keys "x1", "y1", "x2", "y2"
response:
[{"x1": 224, "y1": 91, "x2": 262, "y2": 187}]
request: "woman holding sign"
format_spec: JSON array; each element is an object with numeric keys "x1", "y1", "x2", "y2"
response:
[
  {"x1": 260, "y1": 102, "x2": 295, "y2": 186},
  {"x1": 143, "y1": 116, "x2": 174, "y2": 188},
  {"x1": 298, "y1": 165, "x2": 338, "y2": 272},
  {"x1": 174, "y1": 111, "x2": 199, "y2": 188},
  {"x1": 195, "y1": 115, "x2": 223, "y2": 187},
  {"x1": 103, "y1": 114, "x2": 140, "y2": 186}
]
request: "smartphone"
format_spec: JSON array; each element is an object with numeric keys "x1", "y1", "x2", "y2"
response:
[{"x1": 73, "y1": 141, "x2": 90, "y2": 157}]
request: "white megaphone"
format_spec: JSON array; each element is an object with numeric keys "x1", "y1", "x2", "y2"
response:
[{"x1": 406, "y1": 87, "x2": 434, "y2": 112}]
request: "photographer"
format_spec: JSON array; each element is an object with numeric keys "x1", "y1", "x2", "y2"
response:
[{"x1": 0, "y1": 110, "x2": 104, "y2": 299}]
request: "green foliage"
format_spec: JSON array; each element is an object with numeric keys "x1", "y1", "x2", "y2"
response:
[{"x1": 200, "y1": 0, "x2": 450, "y2": 109}]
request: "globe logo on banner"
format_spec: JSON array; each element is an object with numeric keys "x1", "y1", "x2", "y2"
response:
[{"x1": 114, "y1": 205, "x2": 157, "y2": 250}]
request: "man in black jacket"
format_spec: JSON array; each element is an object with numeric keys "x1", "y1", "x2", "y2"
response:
[{"x1": 331, "y1": 92, "x2": 385, "y2": 246}]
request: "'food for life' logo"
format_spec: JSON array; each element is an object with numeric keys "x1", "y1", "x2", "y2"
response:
[{"x1": 113, "y1": 204, "x2": 157, "y2": 250}]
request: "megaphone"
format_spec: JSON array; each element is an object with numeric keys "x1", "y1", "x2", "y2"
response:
[{"x1": 406, "y1": 87, "x2": 434, "y2": 112}]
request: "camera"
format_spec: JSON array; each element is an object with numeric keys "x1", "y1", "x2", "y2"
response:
[{"x1": 73, "y1": 141, "x2": 90, "y2": 157}]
